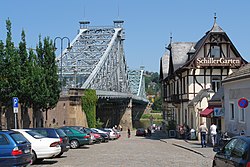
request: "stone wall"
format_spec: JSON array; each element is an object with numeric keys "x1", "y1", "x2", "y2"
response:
[{"x1": 0, "y1": 89, "x2": 88, "y2": 129}]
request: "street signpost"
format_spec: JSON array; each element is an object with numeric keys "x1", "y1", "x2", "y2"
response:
[
  {"x1": 13, "y1": 97, "x2": 18, "y2": 129},
  {"x1": 238, "y1": 97, "x2": 248, "y2": 108}
]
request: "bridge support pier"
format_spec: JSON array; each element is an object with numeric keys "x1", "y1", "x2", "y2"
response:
[{"x1": 119, "y1": 98, "x2": 132, "y2": 131}]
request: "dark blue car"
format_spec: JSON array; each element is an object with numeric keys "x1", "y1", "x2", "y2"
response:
[
  {"x1": 0, "y1": 130, "x2": 32, "y2": 167},
  {"x1": 213, "y1": 135, "x2": 250, "y2": 167}
]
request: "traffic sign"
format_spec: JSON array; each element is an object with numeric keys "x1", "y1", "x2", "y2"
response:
[
  {"x1": 238, "y1": 98, "x2": 248, "y2": 108},
  {"x1": 14, "y1": 108, "x2": 18, "y2": 113},
  {"x1": 13, "y1": 97, "x2": 18, "y2": 108}
]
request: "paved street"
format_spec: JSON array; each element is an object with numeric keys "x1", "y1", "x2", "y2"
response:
[{"x1": 33, "y1": 130, "x2": 215, "y2": 167}]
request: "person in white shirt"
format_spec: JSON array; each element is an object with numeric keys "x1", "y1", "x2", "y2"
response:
[{"x1": 210, "y1": 122, "x2": 217, "y2": 147}]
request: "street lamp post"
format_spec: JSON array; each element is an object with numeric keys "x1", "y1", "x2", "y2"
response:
[{"x1": 54, "y1": 37, "x2": 71, "y2": 91}]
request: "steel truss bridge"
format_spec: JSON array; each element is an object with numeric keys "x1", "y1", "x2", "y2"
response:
[{"x1": 55, "y1": 20, "x2": 148, "y2": 103}]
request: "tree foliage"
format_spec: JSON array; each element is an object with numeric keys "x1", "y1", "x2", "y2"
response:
[
  {"x1": 144, "y1": 71, "x2": 162, "y2": 111},
  {"x1": 0, "y1": 19, "x2": 60, "y2": 128},
  {"x1": 0, "y1": 19, "x2": 20, "y2": 107},
  {"x1": 81, "y1": 89, "x2": 98, "y2": 128}
]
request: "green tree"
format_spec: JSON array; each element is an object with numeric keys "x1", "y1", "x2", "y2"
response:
[
  {"x1": 0, "y1": 40, "x2": 5, "y2": 106},
  {"x1": 31, "y1": 36, "x2": 60, "y2": 127},
  {"x1": 0, "y1": 19, "x2": 20, "y2": 107},
  {"x1": 42, "y1": 37, "x2": 60, "y2": 110},
  {"x1": 18, "y1": 30, "x2": 32, "y2": 127},
  {"x1": 152, "y1": 96, "x2": 162, "y2": 111},
  {"x1": 0, "y1": 19, "x2": 60, "y2": 128},
  {"x1": 0, "y1": 19, "x2": 21, "y2": 128}
]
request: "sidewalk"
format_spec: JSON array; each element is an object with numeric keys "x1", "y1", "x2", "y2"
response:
[{"x1": 152, "y1": 130, "x2": 216, "y2": 159}]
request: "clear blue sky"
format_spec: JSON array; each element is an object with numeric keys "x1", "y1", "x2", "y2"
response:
[{"x1": 0, "y1": 0, "x2": 250, "y2": 72}]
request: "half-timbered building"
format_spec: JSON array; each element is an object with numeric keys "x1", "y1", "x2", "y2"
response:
[{"x1": 160, "y1": 16, "x2": 247, "y2": 136}]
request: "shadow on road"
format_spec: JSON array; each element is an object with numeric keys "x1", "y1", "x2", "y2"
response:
[{"x1": 34, "y1": 160, "x2": 58, "y2": 165}]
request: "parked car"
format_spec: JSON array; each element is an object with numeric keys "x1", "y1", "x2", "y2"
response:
[
  {"x1": 90, "y1": 128, "x2": 109, "y2": 142},
  {"x1": 100, "y1": 128, "x2": 118, "y2": 140},
  {"x1": 13, "y1": 129, "x2": 61, "y2": 163},
  {"x1": 65, "y1": 126, "x2": 98, "y2": 144},
  {"x1": 91, "y1": 128, "x2": 110, "y2": 142},
  {"x1": 59, "y1": 127, "x2": 91, "y2": 148},
  {"x1": 113, "y1": 128, "x2": 121, "y2": 138},
  {"x1": 29, "y1": 128, "x2": 70, "y2": 157},
  {"x1": 136, "y1": 128, "x2": 146, "y2": 136},
  {"x1": 82, "y1": 127, "x2": 103, "y2": 143},
  {"x1": 0, "y1": 130, "x2": 32, "y2": 167},
  {"x1": 213, "y1": 135, "x2": 250, "y2": 167}
]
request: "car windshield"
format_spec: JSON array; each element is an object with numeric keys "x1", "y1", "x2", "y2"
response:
[
  {"x1": 56, "y1": 129, "x2": 67, "y2": 137},
  {"x1": 84, "y1": 128, "x2": 92, "y2": 133},
  {"x1": 26, "y1": 131, "x2": 45, "y2": 139},
  {"x1": 11, "y1": 133, "x2": 29, "y2": 144}
]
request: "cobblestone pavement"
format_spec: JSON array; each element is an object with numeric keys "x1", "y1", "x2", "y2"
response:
[
  {"x1": 32, "y1": 130, "x2": 215, "y2": 167},
  {"x1": 153, "y1": 130, "x2": 216, "y2": 161}
]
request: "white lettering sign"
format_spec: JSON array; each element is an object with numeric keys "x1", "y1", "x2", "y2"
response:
[{"x1": 196, "y1": 58, "x2": 241, "y2": 67}]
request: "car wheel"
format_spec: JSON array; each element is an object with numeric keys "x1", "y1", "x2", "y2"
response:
[
  {"x1": 55, "y1": 152, "x2": 63, "y2": 158},
  {"x1": 36, "y1": 159, "x2": 44, "y2": 163},
  {"x1": 31, "y1": 150, "x2": 37, "y2": 164},
  {"x1": 70, "y1": 140, "x2": 79, "y2": 149},
  {"x1": 212, "y1": 161, "x2": 216, "y2": 167}
]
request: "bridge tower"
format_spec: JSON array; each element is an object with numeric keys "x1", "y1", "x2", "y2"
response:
[
  {"x1": 51, "y1": 21, "x2": 148, "y2": 130},
  {"x1": 56, "y1": 20, "x2": 128, "y2": 93}
]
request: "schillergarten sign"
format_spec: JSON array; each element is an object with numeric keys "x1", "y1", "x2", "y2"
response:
[{"x1": 196, "y1": 58, "x2": 241, "y2": 67}]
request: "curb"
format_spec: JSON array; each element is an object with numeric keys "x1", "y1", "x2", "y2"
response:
[
  {"x1": 159, "y1": 139, "x2": 168, "y2": 143},
  {"x1": 172, "y1": 143, "x2": 206, "y2": 157},
  {"x1": 159, "y1": 139, "x2": 206, "y2": 157}
]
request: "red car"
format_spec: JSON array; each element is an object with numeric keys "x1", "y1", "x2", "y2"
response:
[{"x1": 136, "y1": 128, "x2": 146, "y2": 136}]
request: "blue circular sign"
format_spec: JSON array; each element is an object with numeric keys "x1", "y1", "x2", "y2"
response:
[{"x1": 238, "y1": 98, "x2": 248, "y2": 108}]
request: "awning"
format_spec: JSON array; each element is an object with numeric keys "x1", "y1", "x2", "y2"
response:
[{"x1": 200, "y1": 107, "x2": 213, "y2": 117}]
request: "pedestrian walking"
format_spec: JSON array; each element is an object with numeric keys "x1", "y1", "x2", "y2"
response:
[
  {"x1": 184, "y1": 124, "x2": 190, "y2": 140},
  {"x1": 179, "y1": 124, "x2": 185, "y2": 139},
  {"x1": 210, "y1": 122, "x2": 217, "y2": 147},
  {"x1": 147, "y1": 127, "x2": 151, "y2": 136},
  {"x1": 127, "y1": 128, "x2": 131, "y2": 138},
  {"x1": 199, "y1": 122, "x2": 208, "y2": 148}
]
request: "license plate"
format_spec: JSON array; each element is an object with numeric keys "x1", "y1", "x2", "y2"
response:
[{"x1": 66, "y1": 146, "x2": 70, "y2": 149}]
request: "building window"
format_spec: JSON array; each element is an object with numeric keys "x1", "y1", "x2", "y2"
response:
[
  {"x1": 211, "y1": 77, "x2": 221, "y2": 92},
  {"x1": 239, "y1": 108, "x2": 245, "y2": 123},
  {"x1": 230, "y1": 103, "x2": 235, "y2": 120},
  {"x1": 176, "y1": 80, "x2": 179, "y2": 95},
  {"x1": 164, "y1": 83, "x2": 167, "y2": 99},
  {"x1": 184, "y1": 109, "x2": 187, "y2": 124},
  {"x1": 170, "y1": 83, "x2": 174, "y2": 95},
  {"x1": 182, "y1": 77, "x2": 186, "y2": 94},
  {"x1": 211, "y1": 45, "x2": 220, "y2": 58}
]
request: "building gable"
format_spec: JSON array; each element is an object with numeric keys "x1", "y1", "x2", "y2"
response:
[{"x1": 182, "y1": 21, "x2": 247, "y2": 69}]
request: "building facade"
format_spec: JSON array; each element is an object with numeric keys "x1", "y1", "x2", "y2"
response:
[
  {"x1": 160, "y1": 17, "x2": 247, "y2": 136},
  {"x1": 222, "y1": 64, "x2": 250, "y2": 136}
]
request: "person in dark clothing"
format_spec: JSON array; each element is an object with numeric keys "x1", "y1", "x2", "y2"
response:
[
  {"x1": 147, "y1": 127, "x2": 151, "y2": 136},
  {"x1": 184, "y1": 124, "x2": 190, "y2": 140},
  {"x1": 127, "y1": 128, "x2": 131, "y2": 138}
]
